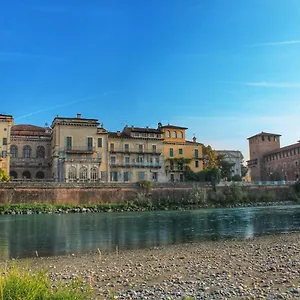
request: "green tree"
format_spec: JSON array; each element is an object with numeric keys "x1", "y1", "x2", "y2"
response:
[
  {"x1": 216, "y1": 154, "x2": 235, "y2": 180},
  {"x1": 203, "y1": 145, "x2": 218, "y2": 169},
  {"x1": 232, "y1": 174, "x2": 242, "y2": 181},
  {"x1": 241, "y1": 165, "x2": 248, "y2": 178},
  {"x1": 0, "y1": 168, "x2": 9, "y2": 182}
]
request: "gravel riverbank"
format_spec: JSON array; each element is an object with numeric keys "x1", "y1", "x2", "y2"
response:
[{"x1": 3, "y1": 233, "x2": 300, "y2": 299}]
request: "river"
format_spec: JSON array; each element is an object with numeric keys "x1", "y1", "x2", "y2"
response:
[{"x1": 1, "y1": 205, "x2": 300, "y2": 259}]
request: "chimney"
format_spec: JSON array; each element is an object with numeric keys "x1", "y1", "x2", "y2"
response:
[
  {"x1": 117, "y1": 131, "x2": 121, "y2": 136},
  {"x1": 77, "y1": 113, "x2": 81, "y2": 119},
  {"x1": 192, "y1": 136, "x2": 197, "y2": 143}
]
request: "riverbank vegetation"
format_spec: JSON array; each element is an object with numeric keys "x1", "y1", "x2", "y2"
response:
[
  {"x1": 0, "y1": 264, "x2": 90, "y2": 299},
  {"x1": 0, "y1": 183, "x2": 298, "y2": 215}
]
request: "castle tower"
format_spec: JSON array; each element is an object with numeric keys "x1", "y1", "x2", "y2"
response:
[{"x1": 247, "y1": 132, "x2": 281, "y2": 181}]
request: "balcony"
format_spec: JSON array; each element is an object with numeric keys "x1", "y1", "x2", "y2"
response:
[
  {"x1": 64, "y1": 146, "x2": 96, "y2": 154},
  {"x1": 110, "y1": 162, "x2": 162, "y2": 168},
  {"x1": 109, "y1": 148, "x2": 161, "y2": 155},
  {"x1": 10, "y1": 157, "x2": 49, "y2": 168},
  {"x1": 63, "y1": 158, "x2": 101, "y2": 164}
]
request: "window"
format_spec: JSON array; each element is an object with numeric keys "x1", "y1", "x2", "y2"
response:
[
  {"x1": 170, "y1": 160, "x2": 174, "y2": 170},
  {"x1": 169, "y1": 148, "x2": 174, "y2": 157},
  {"x1": 179, "y1": 131, "x2": 183, "y2": 138},
  {"x1": 261, "y1": 136, "x2": 265, "y2": 141},
  {"x1": 125, "y1": 144, "x2": 129, "y2": 152},
  {"x1": 138, "y1": 171, "x2": 145, "y2": 180},
  {"x1": 66, "y1": 137, "x2": 72, "y2": 150},
  {"x1": 90, "y1": 167, "x2": 98, "y2": 182},
  {"x1": 2, "y1": 151, "x2": 7, "y2": 158},
  {"x1": 268, "y1": 136, "x2": 271, "y2": 141},
  {"x1": 166, "y1": 130, "x2": 170, "y2": 138},
  {"x1": 87, "y1": 137, "x2": 93, "y2": 151},
  {"x1": 68, "y1": 167, "x2": 77, "y2": 182},
  {"x1": 124, "y1": 171, "x2": 130, "y2": 182},
  {"x1": 195, "y1": 160, "x2": 199, "y2": 168},
  {"x1": 110, "y1": 171, "x2": 118, "y2": 182},
  {"x1": 23, "y1": 146, "x2": 32, "y2": 158},
  {"x1": 79, "y1": 167, "x2": 88, "y2": 181},
  {"x1": 2, "y1": 138, "x2": 7, "y2": 146},
  {"x1": 194, "y1": 149, "x2": 199, "y2": 158},
  {"x1": 111, "y1": 156, "x2": 116, "y2": 164},
  {"x1": 97, "y1": 138, "x2": 102, "y2": 148},
  {"x1": 125, "y1": 156, "x2": 130, "y2": 164},
  {"x1": 172, "y1": 131, "x2": 177, "y2": 138},
  {"x1": 179, "y1": 148, "x2": 183, "y2": 155},
  {"x1": 110, "y1": 143, "x2": 114, "y2": 151},
  {"x1": 10, "y1": 145, "x2": 17, "y2": 158},
  {"x1": 138, "y1": 144, "x2": 143, "y2": 152},
  {"x1": 152, "y1": 144, "x2": 157, "y2": 153},
  {"x1": 36, "y1": 171, "x2": 45, "y2": 179},
  {"x1": 36, "y1": 146, "x2": 45, "y2": 158}
]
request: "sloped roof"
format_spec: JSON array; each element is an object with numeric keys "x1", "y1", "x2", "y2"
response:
[{"x1": 11, "y1": 124, "x2": 50, "y2": 136}]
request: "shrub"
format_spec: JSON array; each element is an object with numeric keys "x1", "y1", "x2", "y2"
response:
[
  {"x1": 232, "y1": 174, "x2": 242, "y2": 182},
  {"x1": 0, "y1": 264, "x2": 90, "y2": 300}
]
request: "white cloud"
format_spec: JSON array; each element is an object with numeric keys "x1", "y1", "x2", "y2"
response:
[
  {"x1": 245, "y1": 82, "x2": 300, "y2": 88},
  {"x1": 247, "y1": 40, "x2": 300, "y2": 47}
]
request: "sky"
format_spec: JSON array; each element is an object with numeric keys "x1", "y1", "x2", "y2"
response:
[{"x1": 1, "y1": 0, "x2": 300, "y2": 160}]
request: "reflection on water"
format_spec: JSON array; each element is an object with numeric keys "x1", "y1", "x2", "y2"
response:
[{"x1": 1, "y1": 205, "x2": 300, "y2": 259}]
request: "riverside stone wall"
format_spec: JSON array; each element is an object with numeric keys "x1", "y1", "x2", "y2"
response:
[{"x1": 0, "y1": 182, "x2": 294, "y2": 205}]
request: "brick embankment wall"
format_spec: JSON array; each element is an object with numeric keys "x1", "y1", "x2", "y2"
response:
[{"x1": 0, "y1": 182, "x2": 294, "y2": 205}]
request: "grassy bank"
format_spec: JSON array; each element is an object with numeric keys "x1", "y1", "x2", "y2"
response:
[
  {"x1": 0, "y1": 183, "x2": 299, "y2": 215},
  {"x1": 0, "y1": 264, "x2": 90, "y2": 300}
]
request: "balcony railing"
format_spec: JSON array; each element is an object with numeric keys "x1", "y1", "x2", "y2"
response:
[
  {"x1": 64, "y1": 146, "x2": 96, "y2": 153},
  {"x1": 109, "y1": 148, "x2": 161, "y2": 155},
  {"x1": 110, "y1": 162, "x2": 162, "y2": 168},
  {"x1": 63, "y1": 158, "x2": 101, "y2": 164},
  {"x1": 10, "y1": 157, "x2": 49, "y2": 167}
]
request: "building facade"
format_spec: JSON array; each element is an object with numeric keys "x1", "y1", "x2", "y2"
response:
[
  {"x1": 161, "y1": 124, "x2": 203, "y2": 182},
  {"x1": 247, "y1": 132, "x2": 300, "y2": 181},
  {"x1": 215, "y1": 150, "x2": 244, "y2": 177},
  {"x1": 108, "y1": 125, "x2": 167, "y2": 182},
  {"x1": 0, "y1": 114, "x2": 14, "y2": 175},
  {"x1": 51, "y1": 114, "x2": 109, "y2": 182}
]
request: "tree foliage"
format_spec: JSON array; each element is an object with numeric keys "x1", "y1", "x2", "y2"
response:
[
  {"x1": 241, "y1": 165, "x2": 248, "y2": 178},
  {"x1": 0, "y1": 168, "x2": 9, "y2": 182},
  {"x1": 216, "y1": 154, "x2": 235, "y2": 180},
  {"x1": 203, "y1": 145, "x2": 218, "y2": 169}
]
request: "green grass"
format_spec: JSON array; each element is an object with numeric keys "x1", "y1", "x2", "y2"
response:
[{"x1": 0, "y1": 264, "x2": 90, "y2": 300}]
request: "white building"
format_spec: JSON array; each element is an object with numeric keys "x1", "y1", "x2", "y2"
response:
[{"x1": 215, "y1": 150, "x2": 244, "y2": 177}]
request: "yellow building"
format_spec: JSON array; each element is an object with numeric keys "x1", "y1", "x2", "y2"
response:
[
  {"x1": 0, "y1": 114, "x2": 14, "y2": 175},
  {"x1": 108, "y1": 125, "x2": 167, "y2": 182},
  {"x1": 161, "y1": 124, "x2": 203, "y2": 182},
  {"x1": 51, "y1": 114, "x2": 109, "y2": 182}
]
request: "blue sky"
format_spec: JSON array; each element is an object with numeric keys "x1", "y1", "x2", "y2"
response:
[{"x1": 1, "y1": 0, "x2": 300, "y2": 160}]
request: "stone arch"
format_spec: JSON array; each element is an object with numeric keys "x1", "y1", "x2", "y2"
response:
[
  {"x1": 179, "y1": 131, "x2": 183, "y2": 138},
  {"x1": 9, "y1": 170, "x2": 18, "y2": 179},
  {"x1": 79, "y1": 166, "x2": 88, "y2": 181},
  {"x1": 10, "y1": 145, "x2": 18, "y2": 158},
  {"x1": 36, "y1": 171, "x2": 45, "y2": 179},
  {"x1": 68, "y1": 166, "x2": 77, "y2": 182},
  {"x1": 23, "y1": 145, "x2": 32, "y2": 158},
  {"x1": 166, "y1": 130, "x2": 170, "y2": 138},
  {"x1": 90, "y1": 167, "x2": 98, "y2": 182},
  {"x1": 172, "y1": 131, "x2": 177, "y2": 138},
  {"x1": 22, "y1": 171, "x2": 31, "y2": 179},
  {"x1": 36, "y1": 145, "x2": 45, "y2": 158}
]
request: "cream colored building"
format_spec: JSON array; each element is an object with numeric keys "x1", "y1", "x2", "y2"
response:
[
  {"x1": 161, "y1": 124, "x2": 203, "y2": 182},
  {"x1": 0, "y1": 114, "x2": 14, "y2": 175},
  {"x1": 108, "y1": 125, "x2": 167, "y2": 182},
  {"x1": 10, "y1": 124, "x2": 52, "y2": 179},
  {"x1": 51, "y1": 114, "x2": 109, "y2": 182}
]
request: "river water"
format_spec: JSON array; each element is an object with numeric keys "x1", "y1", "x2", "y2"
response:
[{"x1": 1, "y1": 205, "x2": 300, "y2": 259}]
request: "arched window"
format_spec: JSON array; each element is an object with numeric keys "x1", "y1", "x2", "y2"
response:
[
  {"x1": 10, "y1": 145, "x2": 18, "y2": 158},
  {"x1": 36, "y1": 146, "x2": 45, "y2": 158},
  {"x1": 9, "y1": 171, "x2": 18, "y2": 179},
  {"x1": 23, "y1": 146, "x2": 32, "y2": 158},
  {"x1": 179, "y1": 131, "x2": 183, "y2": 138},
  {"x1": 22, "y1": 171, "x2": 31, "y2": 179},
  {"x1": 79, "y1": 166, "x2": 88, "y2": 182},
  {"x1": 36, "y1": 171, "x2": 45, "y2": 179},
  {"x1": 166, "y1": 130, "x2": 170, "y2": 138},
  {"x1": 90, "y1": 167, "x2": 98, "y2": 182},
  {"x1": 68, "y1": 167, "x2": 77, "y2": 182},
  {"x1": 172, "y1": 131, "x2": 177, "y2": 138}
]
